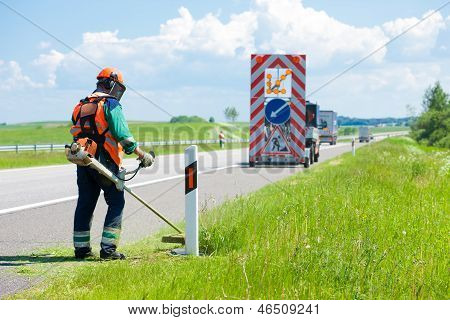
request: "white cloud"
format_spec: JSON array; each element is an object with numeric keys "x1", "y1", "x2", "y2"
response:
[
  {"x1": 82, "y1": 30, "x2": 122, "y2": 43},
  {"x1": 382, "y1": 10, "x2": 447, "y2": 56},
  {"x1": 0, "y1": 60, "x2": 44, "y2": 90},
  {"x1": 32, "y1": 50, "x2": 65, "y2": 86},
  {"x1": 54, "y1": 6, "x2": 258, "y2": 84},
  {"x1": 22, "y1": 1, "x2": 450, "y2": 86},
  {"x1": 255, "y1": 0, "x2": 389, "y2": 67},
  {"x1": 156, "y1": 7, "x2": 258, "y2": 57},
  {"x1": 62, "y1": 6, "x2": 257, "y2": 70}
]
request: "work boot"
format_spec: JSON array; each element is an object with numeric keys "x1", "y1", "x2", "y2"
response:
[
  {"x1": 74, "y1": 248, "x2": 94, "y2": 259},
  {"x1": 100, "y1": 249, "x2": 126, "y2": 260}
]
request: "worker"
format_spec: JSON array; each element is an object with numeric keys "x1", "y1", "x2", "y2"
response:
[
  {"x1": 70, "y1": 67, "x2": 154, "y2": 260},
  {"x1": 219, "y1": 131, "x2": 225, "y2": 149}
]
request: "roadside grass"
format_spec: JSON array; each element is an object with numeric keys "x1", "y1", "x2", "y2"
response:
[
  {"x1": 371, "y1": 126, "x2": 409, "y2": 133},
  {"x1": 12, "y1": 137, "x2": 449, "y2": 299},
  {"x1": 338, "y1": 126, "x2": 409, "y2": 135},
  {"x1": 0, "y1": 151, "x2": 68, "y2": 169},
  {"x1": 0, "y1": 142, "x2": 248, "y2": 169}
]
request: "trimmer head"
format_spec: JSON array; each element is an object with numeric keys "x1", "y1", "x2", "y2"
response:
[{"x1": 161, "y1": 234, "x2": 185, "y2": 244}]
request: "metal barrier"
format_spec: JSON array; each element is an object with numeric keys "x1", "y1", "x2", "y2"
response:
[{"x1": 0, "y1": 139, "x2": 249, "y2": 152}]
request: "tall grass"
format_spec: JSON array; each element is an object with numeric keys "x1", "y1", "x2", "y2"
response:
[{"x1": 15, "y1": 137, "x2": 448, "y2": 299}]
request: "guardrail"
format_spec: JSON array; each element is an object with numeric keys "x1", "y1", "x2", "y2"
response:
[
  {"x1": 0, "y1": 132, "x2": 408, "y2": 153},
  {"x1": 0, "y1": 138, "x2": 249, "y2": 153}
]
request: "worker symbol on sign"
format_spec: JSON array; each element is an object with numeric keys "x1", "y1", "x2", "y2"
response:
[
  {"x1": 265, "y1": 98, "x2": 291, "y2": 125},
  {"x1": 263, "y1": 127, "x2": 291, "y2": 155}
]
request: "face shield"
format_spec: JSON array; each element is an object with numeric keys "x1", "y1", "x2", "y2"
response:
[{"x1": 108, "y1": 81, "x2": 126, "y2": 101}]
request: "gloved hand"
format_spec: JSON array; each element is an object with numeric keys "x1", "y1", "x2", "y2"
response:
[{"x1": 139, "y1": 151, "x2": 155, "y2": 168}]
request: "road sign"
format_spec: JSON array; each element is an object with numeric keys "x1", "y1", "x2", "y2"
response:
[
  {"x1": 249, "y1": 54, "x2": 306, "y2": 164},
  {"x1": 263, "y1": 127, "x2": 291, "y2": 155},
  {"x1": 265, "y1": 98, "x2": 291, "y2": 125},
  {"x1": 265, "y1": 68, "x2": 292, "y2": 98}
]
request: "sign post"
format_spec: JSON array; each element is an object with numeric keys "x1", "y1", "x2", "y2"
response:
[{"x1": 184, "y1": 145, "x2": 199, "y2": 256}]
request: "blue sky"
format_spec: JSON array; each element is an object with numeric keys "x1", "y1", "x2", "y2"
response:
[{"x1": 0, "y1": 0, "x2": 449, "y2": 123}]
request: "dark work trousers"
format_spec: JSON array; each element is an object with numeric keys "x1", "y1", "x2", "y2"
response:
[{"x1": 73, "y1": 152, "x2": 125, "y2": 255}]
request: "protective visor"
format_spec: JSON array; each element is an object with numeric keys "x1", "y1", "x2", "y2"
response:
[{"x1": 109, "y1": 81, "x2": 126, "y2": 101}]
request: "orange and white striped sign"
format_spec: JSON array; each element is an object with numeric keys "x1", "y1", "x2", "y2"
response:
[{"x1": 249, "y1": 54, "x2": 306, "y2": 164}]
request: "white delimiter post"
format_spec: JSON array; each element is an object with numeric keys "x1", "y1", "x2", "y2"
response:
[
  {"x1": 185, "y1": 145, "x2": 199, "y2": 256},
  {"x1": 352, "y1": 138, "x2": 356, "y2": 156}
]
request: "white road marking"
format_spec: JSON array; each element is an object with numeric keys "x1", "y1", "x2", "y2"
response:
[{"x1": 0, "y1": 164, "x2": 239, "y2": 216}]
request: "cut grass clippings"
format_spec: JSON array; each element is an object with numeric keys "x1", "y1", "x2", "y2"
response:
[{"x1": 13, "y1": 137, "x2": 449, "y2": 299}]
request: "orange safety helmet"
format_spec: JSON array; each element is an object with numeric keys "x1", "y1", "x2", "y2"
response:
[{"x1": 97, "y1": 67, "x2": 124, "y2": 84}]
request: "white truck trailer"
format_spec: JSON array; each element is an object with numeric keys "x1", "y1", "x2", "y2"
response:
[
  {"x1": 249, "y1": 54, "x2": 311, "y2": 167},
  {"x1": 358, "y1": 126, "x2": 371, "y2": 143},
  {"x1": 319, "y1": 110, "x2": 338, "y2": 145}
]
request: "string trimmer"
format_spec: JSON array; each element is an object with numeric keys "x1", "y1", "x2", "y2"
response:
[{"x1": 65, "y1": 140, "x2": 184, "y2": 244}]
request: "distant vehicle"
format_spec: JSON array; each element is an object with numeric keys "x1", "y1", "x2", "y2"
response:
[
  {"x1": 319, "y1": 110, "x2": 338, "y2": 145},
  {"x1": 358, "y1": 126, "x2": 372, "y2": 142},
  {"x1": 305, "y1": 101, "x2": 320, "y2": 164}
]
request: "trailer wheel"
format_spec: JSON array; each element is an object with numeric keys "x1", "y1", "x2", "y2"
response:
[{"x1": 249, "y1": 161, "x2": 255, "y2": 168}]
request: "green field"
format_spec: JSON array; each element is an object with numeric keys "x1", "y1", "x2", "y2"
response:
[
  {"x1": 0, "y1": 122, "x2": 249, "y2": 145},
  {"x1": 13, "y1": 137, "x2": 448, "y2": 299}
]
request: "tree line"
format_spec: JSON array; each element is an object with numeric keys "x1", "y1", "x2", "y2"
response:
[{"x1": 410, "y1": 82, "x2": 449, "y2": 148}]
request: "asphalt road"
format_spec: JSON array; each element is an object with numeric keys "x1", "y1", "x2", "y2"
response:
[{"x1": 0, "y1": 139, "x2": 382, "y2": 298}]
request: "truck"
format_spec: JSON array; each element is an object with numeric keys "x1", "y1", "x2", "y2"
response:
[
  {"x1": 319, "y1": 110, "x2": 338, "y2": 145},
  {"x1": 358, "y1": 126, "x2": 372, "y2": 142},
  {"x1": 249, "y1": 54, "x2": 312, "y2": 167},
  {"x1": 305, "y1": 101, "x2": 320, "y2": 165}
]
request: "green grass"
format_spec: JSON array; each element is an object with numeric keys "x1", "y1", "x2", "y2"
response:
[
  {"x1": 0, "y1": 121, "x2": 249, "y2": 145},
  {"x1": 371, "y1": 126, "x2": 409, "y2": 133},
  {"x1": 13, "y1": 137, "x2": 449, "y2": 299},
  {"x1": 0, "y1": 151, "x2": 69, "y2": 169},
  {"x1": 338, "y1": 126, "x2": 409, "y2": 135},
  {"x1": 0, "y1": 142, "x2": 248, "y2": 169}
]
